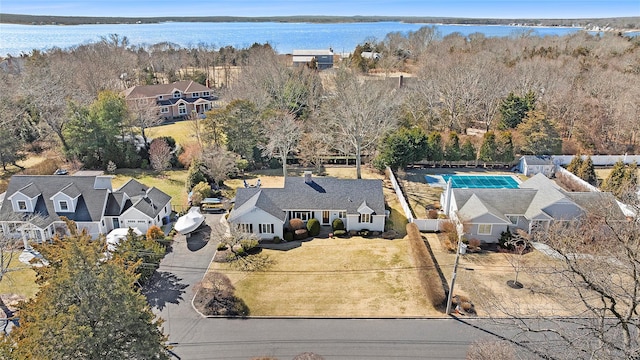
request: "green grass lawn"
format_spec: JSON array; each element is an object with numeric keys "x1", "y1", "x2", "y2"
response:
[
  {"x1": 111, "y1": 169, "x2": 189, "y2": 210},
  {"x1": 145, "y1": 122, "x2": 198, "y2": 146},
  {"x1": 0, "y1": 252, "x2": 39, "y2": 300},
  {"x1": 211, "y1": 237, "x2": 436, "y2": 317}
]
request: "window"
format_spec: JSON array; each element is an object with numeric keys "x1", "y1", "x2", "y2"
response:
[
  {"x1": 59, "y1": 201, "x2": 68, "y2": 211},
  {"x1": 178, "y1": 104, "x2": 187, "y2": 115},
  {"x1": 259, "y1": 224, "x2": 274, "y2": 234},
  {"x1": 137, "y1": 220, "x2": 146, "y2": 224},
  {"x1": 203, "y1": 91, "x2": 210, "y2": 97},
  {"x1": 338, "y1": 211, "x2": 346, "y2": 218},
  {"x1": 192, "y1": 92, "x2": 199, "y2": 97},
  {"x1": 478, "y1": 224, "x2": 492, "y2": 235},
  {"x1": 158, "y1": 95, "x2": 164, "y2": 100},
  {"x1": 17, "y1": 201, "x2": 27, "y2": 211},
  {"x1": 238, "y1": 224, "x2": 253, "y2": 233},
  {"x1": 160, "y1": 107, "x2": 169, "y2": 113},
  {"x1": 173, "y1": 91, "x2": 181, "y2": 98},
  {"x1": 507, "y1": 215, "x2": 518, "y2": 225},
  {"x1": 290, "y1": 211, "x2": 312, "y2": 221},
  {"x1": 360, "y1": 213, "x2": 372, "y2": 223}
]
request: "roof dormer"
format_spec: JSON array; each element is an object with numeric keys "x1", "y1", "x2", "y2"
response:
[
  {"x1": 172, "y1": 89, "x2": 182, "y2": 99},
  {"x1": 50, "y1": 183, "x2": 81, "y2": 213},
  {"x1": 8, "y1": 183, "x2": 41, "y2": 213},
  {"x1": 357, "y1": 201, "x2": 374, "y2": 215}
]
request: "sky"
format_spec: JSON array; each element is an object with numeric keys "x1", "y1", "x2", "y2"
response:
[{"x1": 1, "y1": 0, "x2": 638, "y2": 19}]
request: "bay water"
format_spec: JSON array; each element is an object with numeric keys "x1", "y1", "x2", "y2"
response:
[{"x1": 0, "y1": 21, "x2": 594, "y2": 57}]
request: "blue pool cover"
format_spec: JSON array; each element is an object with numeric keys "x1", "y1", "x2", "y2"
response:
[{"x1": 428, "y1": 175, "x2": 520, "y2": 189}]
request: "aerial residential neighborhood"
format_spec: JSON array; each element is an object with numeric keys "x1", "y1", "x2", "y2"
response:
[{"x1": 1, "y1": 3, "x2": 640, "y2": 359}]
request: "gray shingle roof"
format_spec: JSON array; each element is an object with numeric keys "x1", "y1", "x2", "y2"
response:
[
  {"x1": 0, "y1": 176, "x2": 109, "y2": 227},
  {"x1": 1, "y1": 175, "x2": 172, "y2": 228},
  {"x1": 230, "y1": 176, "x2": 385, "y2": 221},
  {"x1": 454, "y1": 188, "x2": 537, "y2": 222},
  {"x1": 522, "y1": 155, "x2": 554, "y2": 166},
  {"x1": 123, "y1": 80, "x2": 213, "y2": 99}
]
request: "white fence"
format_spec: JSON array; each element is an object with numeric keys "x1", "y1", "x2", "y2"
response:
[
  {"x1": 387, "y1": 167, "x2": 444, "y2": 232},
  {"x1": 555, "y1": 166, "x2": 601, "y2": 192},
  {"x1": 552, "y1": 155, "x2": 640, "y2": 166}
]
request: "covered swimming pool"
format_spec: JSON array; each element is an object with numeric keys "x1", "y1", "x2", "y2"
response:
[{"x1": 425, "y1": 174, "x2": 521, "y2": 189}]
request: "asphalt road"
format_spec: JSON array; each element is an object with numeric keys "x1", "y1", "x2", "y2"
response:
[{"x1": 147, "y1": 214, "x2": 520, "y2": 360}]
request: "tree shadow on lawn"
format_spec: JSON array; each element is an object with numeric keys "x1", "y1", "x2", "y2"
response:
[{"x1": 143, "y1": 271, "x2": 189, "y2": 311}]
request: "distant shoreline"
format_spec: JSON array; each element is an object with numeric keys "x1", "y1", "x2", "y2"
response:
[{"x1": 1, "y1": 13, "x2": 639, "y2": 31}]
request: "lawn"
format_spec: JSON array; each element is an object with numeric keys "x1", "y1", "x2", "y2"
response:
[
  {"x1": 145, "y1": 121, "x2": 198, "y2": 146},
  {"x1": 210, "y1": 237, "x2": 436, "y2": 317},
  {"x1": 0, "y1": 252, "x2": 39, "y2": 300},
  {"x1": 111, "y1": 169, "x2": 189, "y2": 210}
]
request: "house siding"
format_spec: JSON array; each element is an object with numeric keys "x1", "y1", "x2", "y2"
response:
[{"x1": 232, "y1": 208, "x2": 284, "y2": 240}]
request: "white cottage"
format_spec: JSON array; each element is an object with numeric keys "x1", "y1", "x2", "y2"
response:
[{"x1": 228, "y1": 172, "x2": 386, "y2": 240}]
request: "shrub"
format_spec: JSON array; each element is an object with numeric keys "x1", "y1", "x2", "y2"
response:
[
  {"x1": 191, "y1": 181, "x2": 212, "y2": 206},
  {"x1": 240, "y1": 239, "x2": 259, "y2": 252},
  {"x1": 333, "y1": 229, "x2": 347, "y2": 237},
  {"x1": 406, "y1": 223, "x2": 446, "y2": 310},
  {"x1": 332, "y1": 218, "x2": 345, "y2": 231},
  {"x1": 217, "y1": 242, "x2": 228, "y2": 251},
  {"x1": 273, "y1": 236, "x2": 281, "y2": 243},
  {"x1": 427, "y1": 209, "x2": 439, "y2": 219},
  {"x1": 146, "y1": 225, "x2": 165, "y2": 241},
  {"x1": 294, "y1": 229, "x2": 308, "y2": 240},
  {"x1": 306, "y1": 218, "x2": 320, "y2": 237},
  {"x1": 283, "y1": 231, "x2": 294, "y2": 242},
  {"x1": 235, "y1": 247, "x2": 246, "y2": 256},
  {"x1": 499, "y1": 229, "x2": 513, "y2": 249},
  {"x1": 289, "y1": 218, "x2": 305, "y2": 231},
  {"x1": 469, "y1": 238, "x2": 481, "y2": 250}
]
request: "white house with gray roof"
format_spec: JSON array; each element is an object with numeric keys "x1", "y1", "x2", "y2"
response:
[
  {"x1": 0, "y1": 175, "x2": 171, "y2": 243},
  {"x1": 228, "y1": 172, "x2": 385, "y2": 240},
  {"x1": 443, "y1": 173, "x2": 624, "y2": 243},
  {"x1": 518, "y1": 155, "x2": 556, "y2": 177}
]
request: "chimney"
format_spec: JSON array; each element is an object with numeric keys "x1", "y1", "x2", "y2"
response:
[
  {"x1": 398, "y1": 75, "x2": 404, "y2": 88},
  {"x1": 304, "y1": 171, "x2": 313, "y2": 184}
]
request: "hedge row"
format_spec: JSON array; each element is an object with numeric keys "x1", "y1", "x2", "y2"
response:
[{"x1": 406, "y1": 222, "x2": 446, "y2": 310}]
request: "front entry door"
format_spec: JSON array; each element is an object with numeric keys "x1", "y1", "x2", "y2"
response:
[
  {"x1": 112, "y1": 218, "x2": 120, "y2": 229},
  {"x1": 322, "y1": 211, "x2": 330, "y2": 225}
]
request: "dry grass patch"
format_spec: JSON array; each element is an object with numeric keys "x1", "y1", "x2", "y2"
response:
[
  {"x1": 145, "y1": 121, "x2": 198, "y2": 147},
  {"x1": 111, "y1": 169, "x2": 189, "y2": 208},
  {"x1": 210, "y1": 237, "x2": 437, "y2": 317},
  {"x1": 424, "y1": 233, "x2": 579, "y2": 317},
  {"x1": 0, "y1": 252, "x2": 39, "y2": 300}
]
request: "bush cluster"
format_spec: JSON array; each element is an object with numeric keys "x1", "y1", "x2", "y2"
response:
[
  {"x1": 307, "y1": 218, "x2": 320, "y2": 237},
  {"x1": 332, "y1": 218, "x2": 345, "y2": 231},
  {"x1": 294, "y1": 229, "x2": 309, "y2": 240},
  {"x1": 289, "y1": 218, "x2": 305, "y2": 230},
  {"x1": 333, "y1": 229, "x2": 347, "y2": 237},
  {"x1": 406, "y1": 223, "x2": 446, "y2": 310},
  {"x1": 284, "y1": 232, "x2": 294, "y2": 242}
]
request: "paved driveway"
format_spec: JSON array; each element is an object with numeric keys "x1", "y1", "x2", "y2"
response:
[{"x1": 145, "y1": 214, "x2": 222, "y2": 348}]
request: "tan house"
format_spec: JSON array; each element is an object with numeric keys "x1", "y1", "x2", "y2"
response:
[{"x1": 123, "y1": 80, "x2": 219, "y2": 121}]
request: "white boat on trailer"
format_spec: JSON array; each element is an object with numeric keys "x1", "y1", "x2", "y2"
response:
[{"x1": 174, "y1": 207, "x2": 205, "y2": 235}]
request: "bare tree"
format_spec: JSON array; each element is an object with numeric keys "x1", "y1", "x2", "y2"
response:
[
  {"x1": 484, "y1": 197, "x2": 640, "y2": 360},
  {"x1": 320, "y1": 69, "x2": 399, "y2": 179},
  {"x1": 466, "y1": 339, "x2": 516, "y2": 360},
  {"x1": 297, "y1": 124, "x2": 330, "y2": 171},
  {"x1": 260, "y1": 111, "x2": 302, "y2": 178},
  {"x1": 503, "y1": 230, "x2": 530, "y2": 289},
  {"x1": 200, "y1": 146, "x2": 238, "y2": 184},
  {"x1": 128, "y1": 97, "x2": 161, "y2": 144},
  {"x1": 149, "y1": 138, "x2": 172, "y2": 171}
]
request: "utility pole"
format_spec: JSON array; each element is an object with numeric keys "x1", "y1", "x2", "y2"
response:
[{"x1": 446, "y1": 235, "x2": 466, "y2": 315}]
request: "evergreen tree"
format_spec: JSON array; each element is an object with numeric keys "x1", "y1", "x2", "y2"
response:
[
  {"x1": 426, "y1": 131, "x2": 443, "y2": 165},
  {"x1": 567, "y1": 155, "x2": 583, "y2": 174},
  {"x1": 375, "y1": 127, "x2": 428, "y2": 170},
  {"x1": 9, "y1": 232, "x2": 169, "y2": 359},
  {"x1": 496, "y1": 131, "x2": 515, "y2": 163},
  {"x1": 113, "y1": 229, "x2": 166, "y2": 285},
  {"x1": 516, "y1": 110, "x2": 562, "y2": 155},
  {"x1": 578, "y1": 156, "x2": 597, "y2": 186},
  {"x1": 498, "y1": 91, "x2": 536, "y2": 130},
  {"x1": 478, "y1": 131, "x2": 497, "y2": 164},
  {"x1": 444, "y1": 132, "x2": 461, "y2": 165},
  {"x1": 460, "y1": 139, "x2": 477, "y2": 164},
  {"x1": 602, "y1": 160, "x2": 626, "y2": 195}
]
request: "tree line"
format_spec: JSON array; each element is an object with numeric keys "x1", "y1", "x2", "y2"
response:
[{"x1": 1, "y1": 27, "x2": 639, "y2": 183}]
